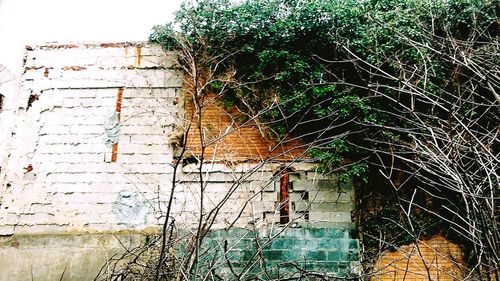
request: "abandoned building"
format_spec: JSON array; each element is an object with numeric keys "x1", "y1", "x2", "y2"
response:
[
  {"x1": 0, "y1": 42, "x2": 360, "y2": 280},
  {"x1": 0, "y1": 43, "x2": 465, "y2": 280}
]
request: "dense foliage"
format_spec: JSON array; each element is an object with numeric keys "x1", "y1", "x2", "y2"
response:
[
  {"x1": 151, "y1": 0, "x2": 497, "y2": 178},
  {"x1": 151, "y1": 0, "x2": 499, "y2": 277}
]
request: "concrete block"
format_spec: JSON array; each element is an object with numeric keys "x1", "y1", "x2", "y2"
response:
[
  {"x1": 94, "y1": 56, "x2": 128, "y2": 68},
  {"x1": 63, "y1": 98, "x2": 82, "y2": 108},
  {"x1": 70, "y1": 125, "x2": 105, "y2": 135},
  {"x1": 123, "y1": 88, "x2": 178, "y2": 99},
  {"x1": 59, "y1": 152, "x2": 105, "y2": 163},
  {"x1": 278, "y1": 228, "x2": 307, "y2": 239},
  {"x1": 261, "y1": 192, "x2": 279, "y2": 203},
  {"x1": 46, "y1": 183, "x2": 81, "y2": 193},
  {"x1": 291, "y1": 180, "x2": 317, "y2": 191},
  {"x1": 38, "y1": 135, "x2": 66, "y2": 145},
  {"x1": 120, "y1": 125, "x2": 165, "y2": 135},
  {"x1": 304, "y1": 250, "x2": 327, "y2": 261},
  {"x1": 288, "y1": 172, "x2": 302, "y2": 181},
  {"x1": 22, "y1": 173, "x2": 36, "y2": 181},
  {"x1": 308, "y1": 228, "x2": 347, "y2": 239},
  {"x1": 309, "y1": 190, "x2": 353, "y2": 203},
  {"x1": 129, "y1": 134, "x2": 166, "y2": 144},
  {"x1": 252, "y1": 201, "x2": 276, "y2": 213},
  {"x1": 310, "y1": 202, "x2": 353, "y2": 212},
  {"x1": 39, "y1": 125, "x2": 70, "y2": 135},
  {"x1": 200, "y1": 173, "x2": 236, "y2": 183},
  {"x1": 52, "y1": 77, "x2": 125, "y2": 89},
  {"x1": 0, "y1": 225, "x2": 15, "y2": 235},
  {"x1": 46, "y1": 173, "x2": 77, "y2": 184},
  {"x1": 118, "y1": 144, "x2": 169, "y2": 154},
  {"x1": 0, "y1": 213, "x2": 20, "y2": 225},
  {"x1": 118, "y1": 153, "x2": 172, "y2": 164},
  {"x1": 262, "y1": 250, "x2": 283, "y2": 261},
  {"x1": 36, "y1": 144, "x2": 68, "y2": 154},
  {"x1": 291, "y1": 201, "x2": 310, "y2": 212},
  {"x1": 60, "y1": 89, "x2": 97, "y2": 98},
  {"x1": 317, "y1": 180, "x2": 338, "y2": 190},
  {"x1": 244, "y1": 170, "x2": 274, "y2": 182},
  {"x1": 40, "y1": 112, "x2": 65, "y2": 125},
  {"x1": 306, "y1": 171, "x2": 333, "y2": 180},
  {"x1": 23, "y1": 69, "x2": 45, "y2": 80},
  {"x1": 270, "y1": 238, "x2": 297, "y2": 250},
  {"x1": 66, "y1": 193, "x2": 117, "y2": 204},
  {"x1": 49, "y1": 171, "x2": 115, "y2": 184},
  {"x1": 259, "y1": 182, "x2": 275, "y2": 192},
  {"x1": 308, "y1": 211, "x2": 351, "y2": 223},
  {"x1": 61, "y1": 115, "x2": 103, "y2": 126},
  {"x1": 18, "y1": 212, "x2": 55, "y2": 225},
  {"x1": 330, "y1": 212, "x2": 352, "y2": 223}
]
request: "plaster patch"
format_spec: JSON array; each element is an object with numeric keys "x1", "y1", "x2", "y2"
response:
[
  {"x1": 112, "y1": 191, "x2": 148, "y2": 226},
  {"x1": 104, "y1": 111, "x2": 121, "y2": 146}
]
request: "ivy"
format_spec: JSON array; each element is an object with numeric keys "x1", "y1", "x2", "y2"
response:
[{"x1": 150, "y1": 0, "x2": 498, "y2": 181}]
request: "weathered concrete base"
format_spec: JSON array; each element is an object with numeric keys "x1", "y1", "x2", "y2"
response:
[
  {"x1": 0, "y1": 233, "x2": 146, "y2": 281},
  {"x1": 0, "y1": 226, "x2": 361, "y2": 280}
]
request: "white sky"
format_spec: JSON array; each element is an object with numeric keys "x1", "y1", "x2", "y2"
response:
[{"x1": 0, "y1": 0, "x2": 182, "y2": 73}]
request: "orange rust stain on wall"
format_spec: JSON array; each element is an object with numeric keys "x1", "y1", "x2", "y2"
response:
[
  {"x1": 184, "y1": 93, "x2": 306, "y2": 162},
  {"x1": 135, "y1": 47, "x2": 142, "y2": 67},
  {"x1": 371, "y1": 236, "x2": 466, "y2": 281},
  {"x1": 279, "y1": 171, "x2": 290, "y2": 224},
  {"x1": 111, "y1": 87, "x2": 124, "y2": 162}
]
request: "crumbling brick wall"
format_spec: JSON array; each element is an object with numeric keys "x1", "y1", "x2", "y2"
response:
[{"x1": 371, "y1": 235, "x2": 466, "y2": 281}]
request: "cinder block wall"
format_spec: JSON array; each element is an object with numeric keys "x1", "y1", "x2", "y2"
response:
[
  {"x1": 0, "y1": 43, "x2": 360, "y2": 280},
  {"x1": 199, "y1": 227, "x2": 360, "y2": 279},
  {"x1": 0, "y1": 43, "x2": 182, "y2": 235}
]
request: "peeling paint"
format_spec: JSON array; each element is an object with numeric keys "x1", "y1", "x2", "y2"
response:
[
  {"x1": 23, "y1": 164, "x2": 33, "y2": 173},
  {"x1": 62, "y1": 66, "x2": 86, "y2": 71},
  {"x1": 24, "y1": 66, "x2": 44, "y2": 72},
  {"x1": 27, "y1": 94, "x2": 40, "y2": 110}
]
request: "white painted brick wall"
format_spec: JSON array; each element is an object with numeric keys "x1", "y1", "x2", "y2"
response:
[
  {"x1": 0, "y1": 43, "x2": 183, "y2": 235},
  {"x1": 0, "y1": 42, "x2": 355, "y2": 236}
]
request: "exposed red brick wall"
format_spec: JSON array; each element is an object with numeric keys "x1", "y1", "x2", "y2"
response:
[
  {"x1": 371, "y1": 236, "x2": 466, "y2": 281},
  {"x1": 184, "y1": 93, "x2": 307, "y2": 161}
]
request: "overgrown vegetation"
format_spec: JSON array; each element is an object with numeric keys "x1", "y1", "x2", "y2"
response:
[
  {"x1": 149, "y1": 0, "x2": 498, "y2": 279},
  {"x1": 151, "y1": 0, "x2": 497, "y2": 177}
]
